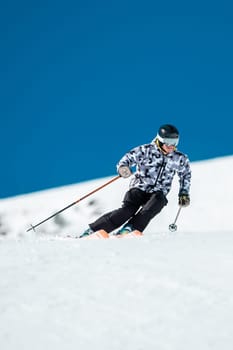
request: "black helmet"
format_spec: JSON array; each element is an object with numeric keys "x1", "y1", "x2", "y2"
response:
[{"x1": 156, "y1": 124, "x2": 179, "y2": 146}]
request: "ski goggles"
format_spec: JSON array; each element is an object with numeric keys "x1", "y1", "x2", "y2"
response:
[{"x1": 157, "y1": 135, "x2": 179, "y2": 147}]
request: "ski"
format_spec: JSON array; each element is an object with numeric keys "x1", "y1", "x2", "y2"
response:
[
  {"x1": 78, "y1": 229, "x2": 143, "y2": 239},
  {"x1": 113, "y1": 230, "x2": 143, "y2": 238},
  {"x1": 80, "y1": 229, "x2": 109, "y2": 239}
]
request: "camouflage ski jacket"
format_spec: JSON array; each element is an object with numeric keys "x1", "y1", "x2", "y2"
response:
[{"x1": 117, "y1": 143, "x2": 191, "y2": 196}]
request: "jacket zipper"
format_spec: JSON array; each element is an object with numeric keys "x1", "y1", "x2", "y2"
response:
[{"x1": 154, "y1": 155, "x2": 166, "y2": 188}]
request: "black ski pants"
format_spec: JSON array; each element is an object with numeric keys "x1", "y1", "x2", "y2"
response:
[{"x1": 90, "y1": 188, "x2": 168, "y2": 233}]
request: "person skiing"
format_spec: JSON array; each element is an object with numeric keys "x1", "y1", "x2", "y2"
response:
[{"x1": 80, "y1": 124, "x2": 191, "y2": 238}]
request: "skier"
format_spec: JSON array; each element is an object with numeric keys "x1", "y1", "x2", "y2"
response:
[{"x1": 80, "y1": 124, "x2": 191, "y2": 238}]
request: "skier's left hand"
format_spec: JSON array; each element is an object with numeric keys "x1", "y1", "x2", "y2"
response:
[{"x1": 178, "y1": 193, "x2": 190, "y2": 207}]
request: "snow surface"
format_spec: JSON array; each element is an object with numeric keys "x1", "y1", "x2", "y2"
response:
[{"x1": 0, "y1": 156, "x2": 233, "y2": 350}]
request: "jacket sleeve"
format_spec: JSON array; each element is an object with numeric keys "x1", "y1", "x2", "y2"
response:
[
  {"x1": 177, "y1": 155, "x2": 191, "y2": 195},
  {"x1": 116, "y1": 145, "x2": 143, "y2": 173}
]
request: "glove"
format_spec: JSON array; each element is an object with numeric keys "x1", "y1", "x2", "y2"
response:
[
  {"x1": 178, "y1": 193, "x2": 190, "y2": 207},
  {"x1": 118, "y1": 166, "x2": 132, "y2": 178}
]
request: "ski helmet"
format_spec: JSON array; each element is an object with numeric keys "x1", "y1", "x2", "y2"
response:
[{"x1": 156, "y1": 124, "x2": 179, "y2": 146}]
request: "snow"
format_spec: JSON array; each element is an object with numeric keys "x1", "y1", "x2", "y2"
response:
[{"x1": 0, "y1": 156, "x2": 233, "y2": 350}]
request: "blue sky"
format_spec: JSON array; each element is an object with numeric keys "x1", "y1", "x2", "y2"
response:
[{"x1": 1, "y1": 0, "x2": 233, "y2": 198}]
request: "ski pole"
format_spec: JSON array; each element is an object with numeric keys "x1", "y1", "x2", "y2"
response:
[
  {"x1": 168, "y1": 206, "x2": 182, "y2": 232},
  {"x1": 26, "y1": 175, "x2": 120, "y2": 232}
]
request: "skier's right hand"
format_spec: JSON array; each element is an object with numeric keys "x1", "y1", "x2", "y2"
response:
[{"x1": 118, "y1": 166, "x2": 132, "y2": 178}]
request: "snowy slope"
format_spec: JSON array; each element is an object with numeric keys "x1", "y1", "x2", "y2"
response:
[
  {"x1": 1, "y1": 155, "x2": 233, "y2": 237},
  {"x1": 0, "y1": 156, "x2": 233, "y2": 350}
]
